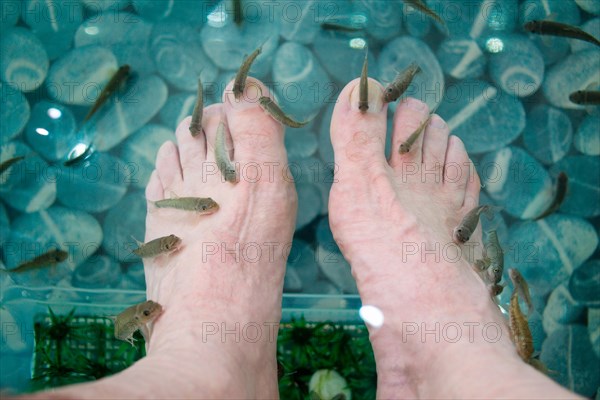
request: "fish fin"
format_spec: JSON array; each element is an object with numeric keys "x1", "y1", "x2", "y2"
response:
[
  {"x1": 130, "y1": 235, "x2": 144, "y2": 247},
  {"x1": 139, "y1": 324, "x2": 150, "y2": 344},
  {"x1": 483, "y1": 205, "x2": 502, "y2": 220}
]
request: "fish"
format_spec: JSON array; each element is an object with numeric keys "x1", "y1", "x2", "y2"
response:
[
  {"x1": 233, "y1": 0, "x2": 243, "y2": 26},
  {"x1": 509, "y1": 291, "x2": 534, "y2": 363},
  {"x1": 484, "y1": 230, "x2": 504, "y2": 284},
  {"x1": 533, "y1": 172, "x2": 568, "y2": 220},
  {"x1": 320, "y1": 22, "x2": 364, "y2": 32},
  {"x1": 113, "y1": 300, "x2": 163, "y2": 346},
  {"x1": 403, "y1": 0, "x2": 447, "y2": 30},
  {"x1": 453, "y1": 205, "x2": 498, "y2": 244},
  {"x1": 358, "y1": 50, "x2": 369, "y2": 113},
  {"x1": 569, "y1": 90, "x2": 600, "y2": 105},
  {"x1": 509, "y1": 268, "x2": 534, "y2": 315},
  {"x1": 383, "y1": 62, "x2": 422, "y2": 103},
  {"x1": 84, "y1": 65, "x2": 131, "y2": 122},
  {"x1": 215, "y1": 121, "x2": 239, "y2": 183},
  {"x1": 233, "y1": 45, "x2": 263, "y2": 100},
  {"x1": 524, "y1": 20, "x2": 600, "y2": 48},
  {"x1": 132, "y1": 234, "x2": 182, "y2": 258},
  {"x1": 189, "y1": 78, "x2": 204, "y2": 137},
  {"x1": 0, "y1": 155, "x2": 26, "y2": 176},
  {"x1": 258, "y1": 96, "x2": 309, "y2": 128},
  {"x1": 153, "y1": 197, "x2": 219, "y2": 214},
  {"x1": 8, "y1": 248, "x2": 68, "y2": 273},
  {"x1": 399, "y1": 115, "x2": 431, "y2": 154}
]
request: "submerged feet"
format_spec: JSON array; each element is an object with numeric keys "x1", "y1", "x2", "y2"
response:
[{"x1": 328, "y1": 80, "x2": 575, "y2": 399}]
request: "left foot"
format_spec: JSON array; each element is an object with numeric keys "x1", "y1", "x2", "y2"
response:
[{"x1": 30, "y1": 78, "x2": 297, "y2": 399}]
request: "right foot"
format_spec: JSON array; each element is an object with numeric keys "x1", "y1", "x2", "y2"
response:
[{"x1": 328, "y1": 81, "x2": 569, "y2": 398}]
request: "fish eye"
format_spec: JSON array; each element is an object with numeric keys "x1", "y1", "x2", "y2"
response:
[
  {"x1": 202, "y1": 205, "x2": 207, "y2": 210},
  {"x1": 143, "y1": 310, "x2": 151, "y2": 316}
]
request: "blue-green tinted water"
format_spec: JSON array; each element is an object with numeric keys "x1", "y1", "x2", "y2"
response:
[{"x1": 0, "y1": 0, "x2": 599, "y2": 396}]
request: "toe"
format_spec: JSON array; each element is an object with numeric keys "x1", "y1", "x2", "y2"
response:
[
  {"x1": 222, "y1": 77, "x2": 286, "y2": 163},
  {"x1": 422, "y1": 114, "x2": 450, "y2": 166},
  {"x1": 155, "y1": 141, "x2": 183, "y2": 195},
  {"x1": 443, "y1": 136, "x2": 471, "y2": 207},
  {"x1": 330, "y1": 78, "x2": 388, "y2": 172},
  {"x1": 389, "y1": 97, "x2": 430, "y2": 168},
  {"x1": 176, "y1": 114, "x2": 207, "y2": 177},
  {"x1": 145, "y1": 170, "x2": 164, "y2": 202}
]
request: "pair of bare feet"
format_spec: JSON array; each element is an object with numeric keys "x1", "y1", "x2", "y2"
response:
[{"x1": 27, "y1": 79, "x2": 577, "y2": 400}]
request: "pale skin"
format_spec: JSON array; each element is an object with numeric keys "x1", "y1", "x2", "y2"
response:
[{"x1": 13, "y1": 78, "x2": 579, "y2": 400}]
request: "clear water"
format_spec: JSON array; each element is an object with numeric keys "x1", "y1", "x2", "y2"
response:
[{"x1": 0, "y1": 0, "x2": 599, "y2": 396}]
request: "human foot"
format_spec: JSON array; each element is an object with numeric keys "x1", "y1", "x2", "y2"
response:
[
  {"x1": 28, "y1": 79, "x2": 297, "y2": 399},
  {"x1": 328, "y1": 81, "x2": 575, "y2": 399}
]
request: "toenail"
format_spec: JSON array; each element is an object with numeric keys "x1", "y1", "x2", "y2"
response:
[
  {"x1": 403, "y1": 97, "x2": 427, "y2": 111},
  {"x1": 349, "y1": 79, "x2": 383, "y2": 114},
  {"x1": 430, "y1": 115, "x2": 446, "y2": 129},
  {"x1": 225, "y1": 80, "x2": 263, "y2": 109}
]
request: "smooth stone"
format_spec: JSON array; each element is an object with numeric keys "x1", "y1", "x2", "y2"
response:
[
  {"x1": 574, "y1": 115, "x2": 600, "y2": 156},
  {"x1": 506, "y1": 215, "x2": 598, "y2": 295},
  {"x1": 287, "y1": 239, "x2": 319, "y2": 288},
  {"x1": 315, "y1": 216, "x2": 353, "y2": 294},
  {"x1": 159, "y1": 92, "x2": 197, "y2": 131},
  {"x1": 102, "y1": 191, "x2": 146, "y2": 262},
  {"x1": 522, "y1": 105, "x2": 572, "y2": 165},
  {"x1": 541, "y1": 325, "x2": 600, "y2": 398},
  {"x1": 317, "y1": 103, "x2": 335, "y2": 164},
  {"x1": 151, "y1": 20, "x2": 218, "y2": 91},
  {"x1": 0, "y1": 82, "x2": 30, "y2": 144},
  {"x1": 576, "y1": 0, "x2": 600, "y2": 15},
  {"x1": 570, "y1": 18, "x2": 600, "y2": 53},
  {"x1": 542, "y1": 284, "x2": 586, "y2": 335},
  {"x1": 278, "y1": 0, "x2": 319, "y2": 44},
  {"x1": 25, "y1": 101, "x2": 77, "y2": 162},
  {"x1": 590, "y1": 308, "x2": 600, "y2": 359},
  {"x1": 21, "y1": 0, "x2": 83, "y2": 34},
  {"x1": 3, "y1": 206, "x2": 102, "y2": 285},
  {"x1": 295, "y1": 182, "x2": 322, "y2": 230},
  {"x1": 0, "y1": 141, "x2": 57, "y2": 213},
  {"x1": 543, "y1": 49, "x2": 600, "y2": 110},
  {"x1": 0, "y1": 0, "x2": 20, "y2": 30},
  {"x1": 316, "y1": 244, "x2": 357, "y2": 294},
  {"x1": 550, "y1": 156, "x2": 600, "y2": 217},
  {"x1": 312, "y1": 31, "x2": 375, "y2": 87},
  {"x1": 378, "y1": 36, "x2": 444, "y2": 113},
  {"x1": 72, "y1": 254, "x2": 121, "y2": 289},
  {"x1": 87, "y1": 74, "x2": 168, "y2": 151},
  {"x1": 356, "y1": 0, "x2": 402, "y2": 40},
  {"x1": 81, "y1": 0, "x2": 130, "y2": 11},
  {"x1": 0, "y1": 27, "x2": 48, "y2": 92},
  {"x1": 569, "y1": 259, "x2": 600, "y2": 306},
  {"x1": 289, "y1": 156, "x2": 326, "y2": 185},
  {"x1": 200, "y1": 9, "x2": 279, "y2": 77},
  {"x1": 404, "y1": 5, "x2": 431, "y2": 38},
  {"x1": 0, "y1": 307, "x2": 27, "y2": 353},
  {"x1": 121, "y1": 261, "x2": 145, "y2": 290},
  {"x1": 46, "y1": 45, "x2": 117, "y2": 105},
  {"x1": 206, "y1": 70, "x2": 235, "y2": 104},
  {"x1": 133, "y1": 0, "x2": 209, "y2": 23},
  {"x1": 436, "y1": 37, "x2": 486, "y2": 80},
  {"x1": 283, "y1": 265, "x2": 302, "y2": 292},
  {"x1": 488, "y1": 34, "x2": 544, "y2": 97},
  {"x1": 528, "y1": 311, "x2": 546, "y2": 353},
  {"x1": 56, "y1": 152, "x2": 129, "y2": 213},
  {"x1": 438, "y1": 81, "x2": 525, "y2": 154},
  {"x1": 119, "y1": 124, "x2": 175, "y2": 189},
  {"x1": 285, "y1": 127, "x2": 318, "y2": 160},
  {"x1": 75, "y1": 12, "x2": 155, "y2": 75},
  {"x1": 272, "y1": 42, "x2": 332, "y2": 119},
  {"x1": 303, "y1": 279, "x2": 341, "y2": 295},
  {"x1": 0, "y1": 203, "x2": 9, "y2": 248},
  {"x1": 480, "y1": 146, "x2": 552, "y2": 219}
]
